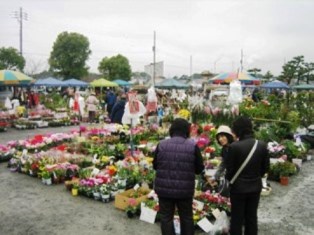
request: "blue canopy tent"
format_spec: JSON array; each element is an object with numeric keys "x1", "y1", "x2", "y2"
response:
[
  {"x1": 112, "y1": 79, "x2": 131, "y2": 87},
  {"x1": 33, "y1": 77, "x2": 68, "y2": 87},
  {"x1": 64, "y1": 78, "x2": 88, "y2": 87},
  {"x1": 155, "y1": 78, "x2": 189, "y2": 89},
  {"x1": 260, "y1": 80, "x2": 290, "y2": 89}
]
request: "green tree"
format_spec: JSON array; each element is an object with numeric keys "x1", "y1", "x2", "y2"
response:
[
  {"x1": 303, "y1": 62, "x2": 314, "y2": 84},
  {"x1": 98, "y1": 54, "x2": 131, "y2": 81},
  {"x1": 263, "y1": 71, "x2": 274, "y2": 81},
  {"x1": 0, "y1": 47, "x2": 25, "y2": 71},
  {"x1": 279, "y1": 55, "x2": 306, "y2": 85},
  {"x1": 247, "y1": 68, "x2": 261, "y2": 77},
  {"x1": 49, "y1": 32, "x2": 91, "y2": 79}
]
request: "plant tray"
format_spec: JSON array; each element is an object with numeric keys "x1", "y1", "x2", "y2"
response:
[{"x1": 114, "y1": 187, "x2": 151, "y2": 210}]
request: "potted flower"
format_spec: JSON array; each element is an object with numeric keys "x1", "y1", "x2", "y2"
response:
[
  {"x1": 100, "y1": 184, "x2": 111, "y2": 203},
  {"x1": 41, "y1": 170, "x2": 52, "y2": 185},
  {"x1": 270, "y1": 161, "x2": 296, "y2": 185},
  {"x1": 125, "y1": 198, "x2": 140, "y2": 218},
  {"x1": 71, "y1": 183, "x2": 79, "y2": 196},
  {"x1": 92, "y1": 185, "x2": 101, "y2": 200}
]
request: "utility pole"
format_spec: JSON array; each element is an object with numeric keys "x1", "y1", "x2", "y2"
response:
[
  {"x1": 13, "y1": 7, "x2": 28, "y2": 56},
  {"x1": 190, "y1": 55, "x2": 193, "y2": 78},
  {"x1": 240, "y1": 49, "x2": 244, "y2": 73},
  {"x1": 152, "y1": 31, "x2": 156, "y2": 86}
]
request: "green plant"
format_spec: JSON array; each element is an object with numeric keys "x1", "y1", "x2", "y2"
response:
[
  {"x1": 282, "y1": 140, "x2": 304, "y2": 160},
  {"x1": 41, "y1": 170, "x2": 51, "y2": 179},
  {"x1": 270, "y1": 161, "x2": 296, "y2": 178},
  {"x1": 100, "y1": 184, "x2": 111, "y2": 195}
]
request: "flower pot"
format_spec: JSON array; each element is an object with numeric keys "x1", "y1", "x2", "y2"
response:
[
  {"x1": 110, "y1": 190, "x2": 118, "y2": 199},
  {"x1": 72, "y1": 188, "x2": 78, "y2": 196},
  {"x1": 118, "y1": 179, "x2": 127, "y2": 187},
  {"x1": 93, "y1": 192, "x2": 101, "y2": 200},
  {"x1": 280, "y1": 176, "x2": 289, "y2": 186},
  {"x1": 45, "y1": 178, "x2": 52, "y2": 185},
  {"x1": 126, "y1": 211, "x2": 135, "y2": 218},
  {"x1": 101, "y1": 194, "x2": 110, "y2": 203}
]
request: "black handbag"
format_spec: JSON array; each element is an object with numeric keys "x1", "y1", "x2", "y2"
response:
[{"x1": 218, "y1": 140, "x2": 258, "y2": 197}]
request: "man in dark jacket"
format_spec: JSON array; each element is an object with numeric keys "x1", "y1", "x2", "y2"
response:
[
  {"x1": 153, "y1": 118, "x2": 204, "y2": 235},
  {"x1": 110, "y1": 94, "x2": 126, "y2": 124},
  {"x1": 225, "y1": 116, "x2": 270, "y2": 235}
]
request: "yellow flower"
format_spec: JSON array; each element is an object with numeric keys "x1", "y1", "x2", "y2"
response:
[
  {"x1": 101, "y1": 156, "x2": 110, "y2": 163},
  {"x1": 91, "y1": 136, "x2": 99, "y2": 141},
  {"x1": 193, "y1": 214, "x2": 200, "y2": 221}
]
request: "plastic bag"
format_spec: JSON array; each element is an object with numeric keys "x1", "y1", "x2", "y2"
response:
[
  {"x1": 228, "y1": 80, "x2": 242, "y2": 105},
  {"x1": 209, "y1": 211, "x2": 230, "y2": 235}
]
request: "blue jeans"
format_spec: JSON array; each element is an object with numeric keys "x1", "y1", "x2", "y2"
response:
[{"x1": 158, "y1": 197, "x2": 194, "y2": 235}]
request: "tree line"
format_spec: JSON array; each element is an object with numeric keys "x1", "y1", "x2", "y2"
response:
[{"x1": 0, "y1": 31, "x2": 313, "y2": 84}]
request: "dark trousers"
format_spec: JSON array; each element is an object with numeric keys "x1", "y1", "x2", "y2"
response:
[
  {"x1": 230, "y1": 192, "x2": 261, "y2": 235},
  {"x1": 88, "y1": 111, "x2": 96, "y2": 123},
  {"x1": 158, "y1": 197, "x2": 194, "y2": 235}
]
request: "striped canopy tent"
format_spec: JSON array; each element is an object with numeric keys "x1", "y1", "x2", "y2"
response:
[
  {"x1": 0, "y1": 70, "x2": 34, "y2": 85},
  {"x1": 209, "y1": 72, "x2": 261, "y2": 85},
  {"x1": 90, "y1": 78, "x2": 118, "y2": 87}
]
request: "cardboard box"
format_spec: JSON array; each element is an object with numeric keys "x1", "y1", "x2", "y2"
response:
[{"x1": 114, "y1": 187, "x2": 151, "y2": 210}]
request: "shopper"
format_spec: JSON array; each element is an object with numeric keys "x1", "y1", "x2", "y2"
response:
[
  {"x1": 225, "y1": 116, "x2": 270, "y2": 235},
  {"x1": 110, "y1": 93, "x2": 126, "y2": 124},
  {"x1": 214, "y1": 125, "x2": 235, "y2": 181},
  {"x1": 153, "y1": 118, "x2": 204, "y2": 235},
  {"x1": 85, "y1": 91, "x2": 99, "y2": 123}
]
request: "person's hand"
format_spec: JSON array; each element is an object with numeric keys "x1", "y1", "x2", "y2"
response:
[{"x1": 205, "y1": 176, "x2": 218, "y2": 187}]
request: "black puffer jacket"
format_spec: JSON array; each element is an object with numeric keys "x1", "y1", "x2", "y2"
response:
[{"x1": 153, "y1": 136, "x2": 204, "y2": 198}]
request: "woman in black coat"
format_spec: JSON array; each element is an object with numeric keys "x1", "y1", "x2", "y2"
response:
[{"x1": 225, "y1": 117, "x2": 269, "y2": 235}]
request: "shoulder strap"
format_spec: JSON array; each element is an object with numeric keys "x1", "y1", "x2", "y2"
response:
[{"x1": 230, "y1": 140, "x2": 258, "y2": 184}]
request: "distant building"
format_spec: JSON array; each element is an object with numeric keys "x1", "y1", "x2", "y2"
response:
[{"x1": 144, "y1": 61, "x2": 164, "y2": 79}]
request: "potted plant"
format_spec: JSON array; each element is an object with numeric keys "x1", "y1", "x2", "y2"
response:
[
  {"x1": 100, "y1": 184, "x2": 111, "y2": 203},
  {"x1": 41, "y1": 170, "x2": 52, "y2": 185},
  {"x1": 271, "y1": 161, "x2": 296, "y2": 185},
  {"x1": 71, "y1": 183, "x2": 79, "y2": 196},
  {"x1": 125, "y1": 198, "x2": 140, "y2": 218},
  {"x1": 92, "y1": 185, "x2": 101, "y2": 200}
]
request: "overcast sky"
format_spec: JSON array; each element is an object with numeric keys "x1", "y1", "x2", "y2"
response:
[{"x1": 1, "y1": 0, "x2": 313, "y2": 77}]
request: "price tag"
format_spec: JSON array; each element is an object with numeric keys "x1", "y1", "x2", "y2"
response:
[
  {"x1": 92, "y1": 168, "x2": 100, "y2": 176},
  {"x1": 139, "y1": 205, "x2": 157, "y2": 224},
  {"x1": 133, "y1": 184, "x2": 140, "y2": 191},
  {"x1": 212, "y1": 208, "x2": 221, "y2": 219},
  {"x1": 193, "y1": 199, "x2": 204, "y2": 211}
]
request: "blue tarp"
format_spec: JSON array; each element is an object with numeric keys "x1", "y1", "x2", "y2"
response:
[
  {"x1": 64, "y1": 78, "x2": 88, "y2": 87},
  {"x1": 33, "y1": 77, "x2": 68, "y2": 87},
  {"x1": 260, "y1": 80, "x2": 290, "y2": 89}
]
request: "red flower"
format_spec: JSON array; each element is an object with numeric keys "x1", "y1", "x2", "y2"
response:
[{"x1": 56, "y1": 144, "x2": 67, "y2": 151}]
